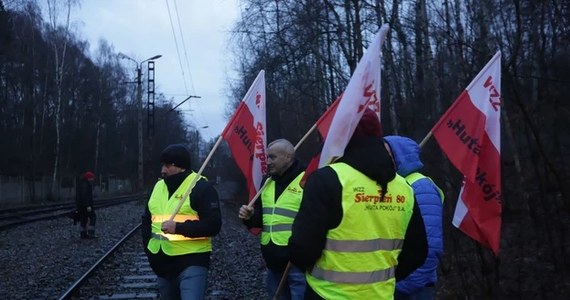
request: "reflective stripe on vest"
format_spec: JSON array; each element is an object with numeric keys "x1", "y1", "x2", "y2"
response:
[
  {"x1": 405, "y1": 172, "x2": 445, "y2": 203},
  {"x1": 307, "y1": 162, "x2": 415, "y2": 299},
  {"x1": 147, "y1": 173, "x2": 212, "y2": 255},
  {"x1": 150, "y1": 232, "x2": 207, "y2": 241},
  {"x1": 311, "y1": 265, "x2": 396, "y2": 284},
  {"x1": 262, "y1": 224, "x2": 293, "y2": 233},
  {"x1": 261, "y1": 172, "x2": 304, "y2": 246},
  {"x1": 151, "y1": 214, "x2": 198, "y2": 223},
  {"x1": 262, "y1": 207, "x2": 298, "y2": 218},
  {"x1": 150, "y1": 214, "x2": 206, "y2": 241},
  {"x1": 324, "y1": 237, "x2": 404, "y2": 252}
]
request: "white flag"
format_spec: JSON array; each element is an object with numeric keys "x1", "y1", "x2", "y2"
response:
[{"x1": 318, "y1": 25, "x2": 389, "y2": 167}]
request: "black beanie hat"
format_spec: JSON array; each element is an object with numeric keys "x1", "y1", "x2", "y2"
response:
[{"x1": 160, "y1": 144, "x2": 191, "y2": 169}]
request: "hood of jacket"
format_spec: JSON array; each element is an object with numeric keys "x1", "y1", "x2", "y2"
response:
[
  {"x1": 338, "y1": 136, "x2": 395, "y2": 188},
  {"x1": 383, "y1": 135, "x2": 423, "y2": 177}
]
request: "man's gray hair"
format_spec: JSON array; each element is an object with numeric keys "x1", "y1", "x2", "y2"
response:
[{"x1": 268, "y1": 139, "x2": 295, "y2": 158}]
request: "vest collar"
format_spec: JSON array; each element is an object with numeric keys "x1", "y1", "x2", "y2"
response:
[{"x1": 163, "y1": 170, "x2": 192, "y2": 197}]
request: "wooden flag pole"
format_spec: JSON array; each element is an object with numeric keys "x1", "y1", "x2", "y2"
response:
[
  {"x1": 245, "y1": 179, "x2": 270, "y2": 209},
  {"x1": 273, "y1": 262, "x2": 292, "y2": 300},
  {"x1": 268, "y1": 124, "x2": 321, "y2": 298},
  {"x1": 274, "y1": 26, "x2": 391, "y2": 297},
  {"x1": 418, "y1": 131, "x2": 433, "y2": 149},
  {"x1": 167, "y1": 70, "x2": 266, "y2": 220},
  {"x1": 295, "y1": 123, "x2": 317, "y2": 151},
  {"x1": 168, "y1": 135, "x2": 224, "y2": 221}
]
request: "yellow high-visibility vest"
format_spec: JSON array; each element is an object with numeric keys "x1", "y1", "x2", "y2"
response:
[
  {"x1": 307, "y1": 162, "x2": 414, "y2": 300},
  {"x1": 405, "y1": 172, "x2": 445, "y2": 202},
  {"x1": 261, "y1": 172, "x2": 304, "y2": 246},
  {"x1": 147, "y1": 173, "x2": 211, "y2": 255}
]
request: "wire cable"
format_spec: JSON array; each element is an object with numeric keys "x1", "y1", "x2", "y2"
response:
[{"x1": 165, "y1": 0, "x2": 189, "y2": 94}]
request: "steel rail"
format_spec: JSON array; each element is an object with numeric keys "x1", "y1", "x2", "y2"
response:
[
  {"x1": 0, "y1": 196, "x2": 141, "y2": 231},
  {"x1": 57, "y1": 223, "x2": 142, "y2": 300}
]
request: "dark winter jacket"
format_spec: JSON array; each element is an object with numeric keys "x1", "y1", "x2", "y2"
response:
[
  {"x1": 244, "y1": 159, "x2": 306, "y2": 272},
  {"x1": 289, "y1": 136, "x2": 428, "y2": 299},
  {"x1": 385, "y1": 135, "x2": 444, "y2": 294},
  {"x1": 75, "y1": 178, "x2": 94, "y2": 210},
  {"x1": 141, "y1": 170, "x2": 222, "y2": 279}
]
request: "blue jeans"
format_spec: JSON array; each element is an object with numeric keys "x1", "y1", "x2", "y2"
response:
[
  {"x1": 157, "y1": 265, "x2": 208, "y2": 300},
  {"x1": 266, "y1": 265, "x2": 306, "y2": 300},
  {"x1": 395, "y1": 286, "x2": 434, "y2": 300}
]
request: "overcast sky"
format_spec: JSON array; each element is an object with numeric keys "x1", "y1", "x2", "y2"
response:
[{"x1": 71, "y1": 0, "x2": 241, "y2": 140}]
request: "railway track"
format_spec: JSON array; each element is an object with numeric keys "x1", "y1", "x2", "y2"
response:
[
  {"x1": 58, "y1": 224, "x2": 159, "y2": 300},
  {"x1": 53, "y1": 200, "x2": 267, "y2": 300},
  {"x1": 0, "y1": 194, "x2": 142, "y2": 231}
]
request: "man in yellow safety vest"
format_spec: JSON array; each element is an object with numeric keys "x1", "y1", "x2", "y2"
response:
[
  {"x1": 142, "y1": 143, "x2": 221, "y2": 300},
  {"x1": 239, "y1": 139, "x2": 307, "y2": 299},
  {"x1": 289, "y1": 109, "x2": 428, "y2": 299}
]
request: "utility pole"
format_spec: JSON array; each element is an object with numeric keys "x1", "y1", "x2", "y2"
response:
[
  {"x1": 136, "y1": 66, "x2": 143, "y2": 192},
  {"x1": 195, "y1": 126, "x2": 208, "y2": 164},
  {"x1": 147, "y1": 61, "x2": 156, "y2": 137},
  {"x1": 118, "y1": 53, "x2": 162, "y2": 192},
  {"x1": 195, "y1": 129, "x2": 199, "y2": 162}
]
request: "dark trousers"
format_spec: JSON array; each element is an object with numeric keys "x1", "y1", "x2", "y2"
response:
[
  {"x1": 79, "y1": 209, "x2": 97, "y2": 227},
  {"x1": 79, "y1": 209, "x2": 97, "y2": 237}
]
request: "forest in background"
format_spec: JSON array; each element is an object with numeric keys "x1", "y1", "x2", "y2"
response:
[
  {"x1": 227, "y1": 1, "x2": 568, "y2": 298},
  {"x1": 0, "y1": 0, "x2": 241, "y2": 201},
  {"x1": 1, "y1": 0, "x2": 569, "y2": 298}
]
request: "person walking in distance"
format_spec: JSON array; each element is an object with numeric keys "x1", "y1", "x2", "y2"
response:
[
  {"x1": 238, "y1": 139, "x2": 307, "y2": 299},
  {"x1": 289, "y1": 109, "x2": 428, "y2": 299},
  {"x1": 384, "y1": 135, "x2": 445, "y2": 300},
  {"x1": 142, "y1": 143, "x2": 221, "y2": 300},
  {"x1": 76, "y1": 171, "x2": 97, "y2": 239}
]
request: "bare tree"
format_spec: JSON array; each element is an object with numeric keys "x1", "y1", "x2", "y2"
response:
[{"x1": 45, "y1": 0, "x2": 78, "y2": 195}]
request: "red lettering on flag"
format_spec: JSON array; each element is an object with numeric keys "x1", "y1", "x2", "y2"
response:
[
  {"x1": 318, "y1": 25, "x2": 389, "y2": 167},
  {"x1": 221, "y1": 71, "x2": 267, "y2": 201},
  {"x1": 431, "y1": 51, "x2": 502, "y2": 255},
  {"x1": 300, "y1": 25, "x2": 389, "y2": 187}
]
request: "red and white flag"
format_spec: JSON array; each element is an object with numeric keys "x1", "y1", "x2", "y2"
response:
[
  {"x1": 316, "y1": 95, "x2": 341, "y2": 139},
  {"x1": 221, "y1": 70, "x2": 267, "y2": 201},
  {"x1": 318, "y1": 24, "x2": 388, "y2": 167},
  {"x1": 431, "y1": 51, "x2": 502, "y2": 255},
  {"x1": 299, "y1": 95, "x2": 341, "y2": 187}
]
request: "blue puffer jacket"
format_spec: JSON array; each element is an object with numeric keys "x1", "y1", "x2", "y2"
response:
[{"x1": 384, "y1": 135, "x2": 444, "y2": 295}]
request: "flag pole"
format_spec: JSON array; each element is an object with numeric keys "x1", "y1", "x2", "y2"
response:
[
  {"x1": 245, "y1": 180, "x2": 270, "y2": 208},
  {"x1": 246, "y1": 122, "x2": 318, "y2": 209},
  {"x1": 269, "y1": 121, "x2": 319, "y2": 300},
  {"x1": 273, "y1": 262, "x2": 292, "y2": 300},
  {"x1": 418, "y1": 131, "x2": 433, "y2": 148},
  {"x1": 168, "y1": 135, "x2": 225, "y2": 220},
  {"x1": 295, "y1": 123, "x2": 317, "y2": 151},
  {"x1": 168, "y1": 68, "x2": 264, "y2": 218},
  {"x1": 274, "y1": 27, "x2": 390, "y2": 296}
]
